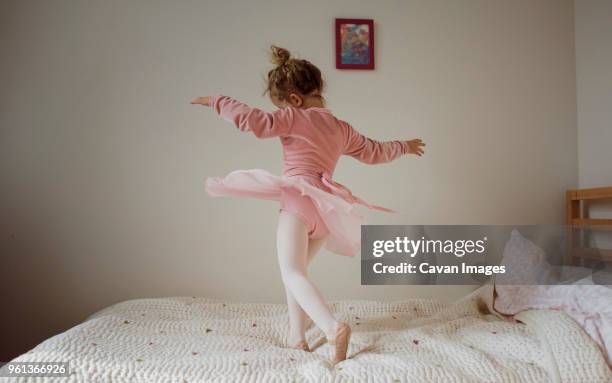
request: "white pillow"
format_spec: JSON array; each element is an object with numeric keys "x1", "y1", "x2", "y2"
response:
[{"x1": 496, "y1": 229, "x2": 555, "y2": 285}]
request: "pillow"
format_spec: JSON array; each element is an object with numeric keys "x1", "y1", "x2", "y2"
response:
[{"x1": 496, "y1": 228, "x2": 555, "y2": 286}]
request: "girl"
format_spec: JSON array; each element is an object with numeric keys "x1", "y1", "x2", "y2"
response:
[{"x1": 191, "y1": 46, "x2": 425, "y2": 365}]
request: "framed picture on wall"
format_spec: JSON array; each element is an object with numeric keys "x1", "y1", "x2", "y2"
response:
[{"x1": 335, "y1": 18, "x2": 375, "y2": 70}]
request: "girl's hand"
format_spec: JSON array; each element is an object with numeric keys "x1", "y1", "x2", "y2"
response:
[
  {"x1": 405, "y1": 139, "x2": 425, "y2": 156},
  {"x1": 190, "y1": 96, "x2": 212, "y2": 106}
]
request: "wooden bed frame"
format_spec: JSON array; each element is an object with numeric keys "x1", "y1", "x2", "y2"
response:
[{"x1": 566, "y1": 186, "x2": 612, "y2": 263}]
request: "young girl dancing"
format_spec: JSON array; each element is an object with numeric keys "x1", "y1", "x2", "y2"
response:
[{"x1": 191, "y1": 46, "x2": 425, "y2": 365}]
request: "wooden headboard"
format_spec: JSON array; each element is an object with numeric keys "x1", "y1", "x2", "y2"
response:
[{"x1": 566, "y1": 186, "x2": 612, "y2": 263}]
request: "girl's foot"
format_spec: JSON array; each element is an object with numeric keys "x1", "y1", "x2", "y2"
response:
[
  {"x1": 328, "y1": 322, "x2": 351, "y2": 364},
  {"x1": 288, "y1": 339, "x2": 311, "y2": 352}
]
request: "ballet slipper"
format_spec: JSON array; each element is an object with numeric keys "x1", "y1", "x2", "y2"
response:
[
  {"x1": 328, "y1": 322, "x2": 351, "y2": 364},
  {"x1": 288, "y1": 339, "x2": 311, "y2": 352}
]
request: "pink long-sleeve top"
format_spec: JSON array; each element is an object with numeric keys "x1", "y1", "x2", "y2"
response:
[{"x1": 209, "y1": 95, "x2": 408, "y2": 183}]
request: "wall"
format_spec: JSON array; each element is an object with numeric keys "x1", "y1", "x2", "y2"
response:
[
  {"x1": 0, "y1": 0, "x2": 577, "y2": 360},
  {"x1": 575, "y1": 0, "x2": 612, "y2": 189},
  {"x1": 574, "y1": 0, "x2": 612, "y2": 246}
]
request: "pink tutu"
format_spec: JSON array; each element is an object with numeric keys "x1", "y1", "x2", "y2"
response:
[{"x1": 204, "y1": 169, "x2": 394, "y2": 257}]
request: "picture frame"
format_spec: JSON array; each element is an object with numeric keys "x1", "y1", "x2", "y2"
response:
[{"x1": 335, "y1": 18, "x2": 375, "y2": 70}]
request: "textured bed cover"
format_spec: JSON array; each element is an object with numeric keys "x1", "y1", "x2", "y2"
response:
[{"x1": 2, "y1": 286, "x2": 610, "y2": 382}]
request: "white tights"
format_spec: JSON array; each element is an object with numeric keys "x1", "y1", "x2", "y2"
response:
[{"x1": 276, "y1": 210, "x2": 339, "y2": 344}]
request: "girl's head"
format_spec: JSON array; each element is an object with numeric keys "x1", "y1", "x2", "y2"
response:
[{"x1": 265, "y1": 46, "x2": 325, "y2": 108}]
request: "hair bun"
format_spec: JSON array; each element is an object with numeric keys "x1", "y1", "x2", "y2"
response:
[{"x1": 270, "y1": 45, "x2": 291, "y2": 66}]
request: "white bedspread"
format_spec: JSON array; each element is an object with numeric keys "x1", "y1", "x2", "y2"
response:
[
  {"x1": 495, "y1": 282, "x2": 612, "y2": 366},
  {"x1": 3, "y1": 286, "x2": 610, "y2": 382}
]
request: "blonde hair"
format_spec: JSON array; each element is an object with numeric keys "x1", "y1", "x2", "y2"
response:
[{"x1": 264, "y1": 45, "x2": 324, "y2": 104}]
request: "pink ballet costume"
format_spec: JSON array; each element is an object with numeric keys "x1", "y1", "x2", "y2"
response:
[{"x1": 204, "y1": 95, "x2": 410, "y2": 257}]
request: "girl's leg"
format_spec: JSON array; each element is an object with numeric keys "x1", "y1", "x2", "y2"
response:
[
  {"x1": 285, "y1": 235, "x2": 327, "y2": 346},
  {"x1": 277, "y1": 210, "x2": 339, "y2": 341}
]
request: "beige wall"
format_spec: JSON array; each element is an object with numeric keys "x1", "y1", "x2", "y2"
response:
[
  {"x1": 576, "y1": 0, "x2": 612, "y2": 189},
  {"x1": 0, "y1": 0, "x2": 577, "y2": 360},
  {"x1": 574, "y1": 0, "x2": 612, "y2": 244}
]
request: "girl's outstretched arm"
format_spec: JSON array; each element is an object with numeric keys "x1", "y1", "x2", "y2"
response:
[
  {"x1": 340, "y1": 120, "x2": 425, "y2": 164},
  {"x1": 191, "y1": 95, "x2": 294, "y2": 139}
]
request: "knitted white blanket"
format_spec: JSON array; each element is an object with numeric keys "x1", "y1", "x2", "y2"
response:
[{"x1": 3, "y1": 286, "x2": 610, "y2": 382}]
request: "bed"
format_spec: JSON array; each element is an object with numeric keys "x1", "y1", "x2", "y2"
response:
[
  {"x1": 2, "y1": 188, "x2": 612, "y2": 382},
  {"x1": 2, "y1": 285, "x2": 609, "y2": 383}
]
